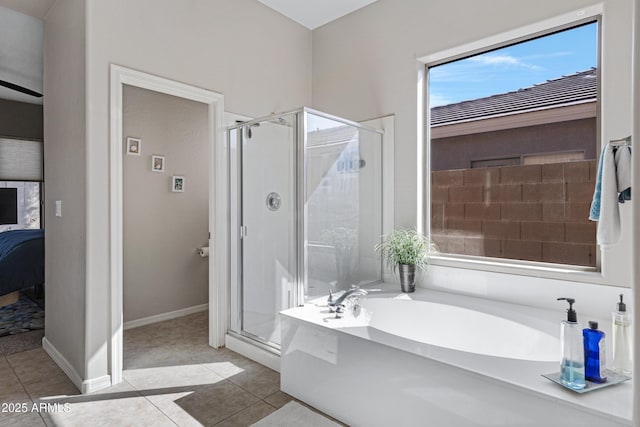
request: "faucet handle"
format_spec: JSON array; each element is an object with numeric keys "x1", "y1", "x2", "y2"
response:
[
  {"x1": 327, "y1": 289, "x2": 336, "y2": 312},
  {"x1": 335, "y1": 304, "x2": 345, "y2": 319}
]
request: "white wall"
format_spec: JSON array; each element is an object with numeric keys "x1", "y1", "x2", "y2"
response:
[
  {"x1": 76, "y1": 0, "x2": 311, "y2": 384},
  {"x1": 311, "y1": 0, "x2": 635, "y2": 308},
  {"x1": 43, "y1": 0, "x2": 86, "y2": 381},
  {"x1": 632, "y1": 1, "x2": 639, "y2": 424},
  {"x1": 122, "y1": 85, "x2": 209, "y2": 323}
]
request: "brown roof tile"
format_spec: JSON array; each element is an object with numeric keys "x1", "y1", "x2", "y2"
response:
[{"x1": 431, "y1": 68, "x2": 597, "y2": 126}]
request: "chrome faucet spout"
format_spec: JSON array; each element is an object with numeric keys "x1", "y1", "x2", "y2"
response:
[{"x1": 328, "y1": 286, "x2": 368, "y2": 313}]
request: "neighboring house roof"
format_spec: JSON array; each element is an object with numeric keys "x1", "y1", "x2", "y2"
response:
[
  {"x1": 431, "y1": 68, "x2": 597, "y2": 126},
  {"x1": 308, "y1": 125, "x2": 358, "y2": 147}
]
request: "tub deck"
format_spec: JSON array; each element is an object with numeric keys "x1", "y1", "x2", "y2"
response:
[{"x1": 280, "y1": 284, "x2": 632, "y2": 426}]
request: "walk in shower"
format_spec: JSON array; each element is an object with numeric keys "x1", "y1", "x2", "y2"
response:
[{"x1": 228, "y1": 108, "x2": 383, "y2": 350}]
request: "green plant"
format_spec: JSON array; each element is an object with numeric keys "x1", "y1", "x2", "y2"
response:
[{"x1": 375, "y1": 229, "x2": 438, "y2": 272}]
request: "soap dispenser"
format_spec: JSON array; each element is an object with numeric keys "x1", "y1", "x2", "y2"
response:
[
  {"x1": 612, "y1": 294, "x2": 632, "y2": 375},
  {"x1": 557, "y1": 298, "x2": 586, "y2": 390},
  {"x1": 583, "y1": 321, "x2": 606, "y2": 383}
]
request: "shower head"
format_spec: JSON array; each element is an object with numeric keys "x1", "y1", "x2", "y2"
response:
[{"x1": 273, "y1": 117, "x2": 294, "y2": 127}]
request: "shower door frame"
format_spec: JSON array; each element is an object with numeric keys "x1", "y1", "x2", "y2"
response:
[
  {"x1": 229, "y1": 110, "x2": 305, "y2": 351},
  {"x1": 228, "y1": 107, "x2": 384, "y2": 351}
]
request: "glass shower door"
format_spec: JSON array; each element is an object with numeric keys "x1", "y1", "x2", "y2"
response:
[
  {"x1": 239, "y1": 114, "x2": 297, "y2": 347},
  {"x1": 304, "y1": 111, "x2": 383, "y2": 300}
]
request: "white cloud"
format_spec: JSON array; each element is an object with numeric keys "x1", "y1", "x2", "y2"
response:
[
  {"x1": 469, "y1": 54, "x2": 520, "y2": 66},
  {"x1": 429, "y1": 93, "x2": 454, "y2": 107},
  {"x1": 468, "y1": 54, "x2": 542, "y2": 71}
]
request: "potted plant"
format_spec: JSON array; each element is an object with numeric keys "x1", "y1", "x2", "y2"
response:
[{"x1": 375, "y1": 229, "x2": 438, "y2": 293}]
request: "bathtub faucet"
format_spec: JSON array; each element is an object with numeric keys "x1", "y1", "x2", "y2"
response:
[{"x1": 328, "y1": 286, "x2": 368, "y2": 317}]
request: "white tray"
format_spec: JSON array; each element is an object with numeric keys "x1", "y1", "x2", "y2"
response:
[{"x1": 542, "y1": 369, "x2": 631, "y2": 394}]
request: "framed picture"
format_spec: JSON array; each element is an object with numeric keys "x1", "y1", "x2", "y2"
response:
[
  {"x1": 126, "y1": 137, "x2": 142, "y2": 155},
  {"x1": 151, "y1": 155, "x2": 165, "y2": 172},
  {"x1": 172, "y1": 176, "x2": 185, "y2": 192}
]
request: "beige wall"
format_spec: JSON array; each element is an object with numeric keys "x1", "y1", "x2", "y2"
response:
[
  {"x1": 312, "y1": 0, "x2": 634, "y2": 290},
  {"x1": 122, "y1": 85, "x2": 209, "y2": 322},
  {"x1": 45, "y1": 0, "x2": 311, "y2": 386},
  {"x1": 43, "y1": 0, "x2": 86, "y2": 380},
  {"x1": 312, "y1": 0, "x2": 633, "y2": 228},
  {"x1": 44, "y1": 0, "x2": 636, "y2": 390}
]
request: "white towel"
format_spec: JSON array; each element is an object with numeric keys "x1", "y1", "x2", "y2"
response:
[{"x1": 598, "y1": 144, "x2": 631, "y2": 247}]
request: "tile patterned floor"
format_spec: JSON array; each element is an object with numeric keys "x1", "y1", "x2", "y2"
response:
[{"x1": 0, "y1": 312, "x2": 344, "y2": 426}]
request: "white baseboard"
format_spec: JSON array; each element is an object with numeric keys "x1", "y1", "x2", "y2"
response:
[
  {"x1": 42, "y1": 337, "x2": 83, "y2": 393},
  {"x1": 81, "y1": 375, "x2": 112, "y2": 394},
  {"x1": 43, "y1": 337, "x2": 112, "y2": 394},
  {"x1": 124, "y1": 303, "x2": 208, "y2": 330},
  {"x1": 225, "y1": 333, "x2": 280, "y2": 372}
]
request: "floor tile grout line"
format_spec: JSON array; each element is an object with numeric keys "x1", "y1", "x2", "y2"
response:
[
  {"x1": 209, "y1": 397, "x2": 269, "y2": 427},
  {"x1": 142, "y1": 397, "x2": 181, "y2": 427},
  {"x1": 136, "y1": 389, "x2": 181, "y2": 427},
  {"x1": 261, "y1": 398, "x2": 279, "y2": 410},
  {"x1": 124, "y1": 372, "x2": 246, "y2": 427},
  {"x1": 124, "y1": 363, "x2": 277, "y2": 426},
  {"x1": 194, "y1": 360, "x2": 281, "y2": 402},
  {"x1": 4, "y1": 354, "x2": 47, "y2": 426},
  {"x1": 224, "y1": 378, "x2": 276, "y2": 402}
]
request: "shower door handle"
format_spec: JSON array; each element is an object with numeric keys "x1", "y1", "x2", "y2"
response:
[{"x1": 240, "y1": 225, "x2": 248, "y2": 239}]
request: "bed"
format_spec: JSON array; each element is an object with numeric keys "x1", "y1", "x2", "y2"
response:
[{"x1": 0, "y1": 229, "x2": 44, "y2": 306}]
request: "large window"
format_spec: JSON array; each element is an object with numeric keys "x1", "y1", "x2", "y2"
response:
[{"x1": 428, "y1": 22, "x2": 598, "y2": 268}]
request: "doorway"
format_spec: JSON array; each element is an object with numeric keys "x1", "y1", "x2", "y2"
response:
[{"x1": 109, "y1": 65, "x2": 226, "y2": 385}]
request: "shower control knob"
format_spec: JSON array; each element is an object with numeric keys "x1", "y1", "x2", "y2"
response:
[{"x1": 266, "y1": 192, "x2": 281, "y2": 211}]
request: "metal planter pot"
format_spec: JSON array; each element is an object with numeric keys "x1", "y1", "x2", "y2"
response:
[{"x1": 398, "y1": 264, "x2": 416, "y2": 293}]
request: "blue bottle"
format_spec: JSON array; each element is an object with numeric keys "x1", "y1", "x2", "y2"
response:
[{"x1": 583, "y1": 320, "x2": 607, "y2": 383}]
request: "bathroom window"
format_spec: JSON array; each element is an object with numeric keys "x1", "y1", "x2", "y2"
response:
[{"x1": 427, "y1": 22, "x2": 599, "y2": 268}]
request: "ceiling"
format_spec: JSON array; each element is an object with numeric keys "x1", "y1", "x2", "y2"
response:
[
  {"x1": 0, "y1": 0, "x2": 54, "y2": 19},
  {"x1": 0, "y1": 0, "x2": 379, "y2": 28},
  {"x1": 258, "y1": 0, "x2": 378, "y2": 29}
]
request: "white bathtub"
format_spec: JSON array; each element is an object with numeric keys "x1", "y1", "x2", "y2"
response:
[
  {"x1": 280, "y1": 286, "x2": 632, "y2": 427},
  {"x1": 363, "y1": 297, "x2": 559, "y2": 362}
]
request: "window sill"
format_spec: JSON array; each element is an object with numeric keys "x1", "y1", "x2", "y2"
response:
[{"x1": 429, "y1": 254, "x2": 609, "y2": 286}]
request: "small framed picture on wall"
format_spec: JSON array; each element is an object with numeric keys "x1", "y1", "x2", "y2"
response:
[
  {"x1": 172, "y1": 176, "x2": 185, "y2": 192},
  {"x1": 151, "y1": 155, "x2": 165, "y2": 172},
  {"x1": 126, "y1": 137, "x2": 142, "y2": 155}
]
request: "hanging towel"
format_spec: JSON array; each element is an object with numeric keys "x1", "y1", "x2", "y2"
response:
[
  {"x1": 590, "y1": 145, "x2": 632, "y2": 221},
  {"x1": 615, "y1": 145, "x2": 632, "y2": 202},
  {"x1": 597, "y1": 144, "x2": 632, "y2": 247},
  {"x1": 589, "y1": 145, "x2": 606, "y2": 221}
]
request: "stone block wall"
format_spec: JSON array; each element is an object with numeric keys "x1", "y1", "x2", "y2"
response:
[{"x1": 431, "y1": 160, "x2": 597, "y2": 266}]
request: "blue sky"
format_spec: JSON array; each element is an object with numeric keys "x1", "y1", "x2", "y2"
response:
[{"x1": 429, "y1": 22, "x2": 598, "y2": 107}]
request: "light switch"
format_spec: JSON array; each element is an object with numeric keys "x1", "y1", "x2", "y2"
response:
[{"x1": 55, "y1": 200, "x2": 62, "y2": 217}]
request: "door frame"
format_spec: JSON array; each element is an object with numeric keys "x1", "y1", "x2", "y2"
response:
[{"x1": 109, "y1": 65, "x2": 227, "y2": 384}]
